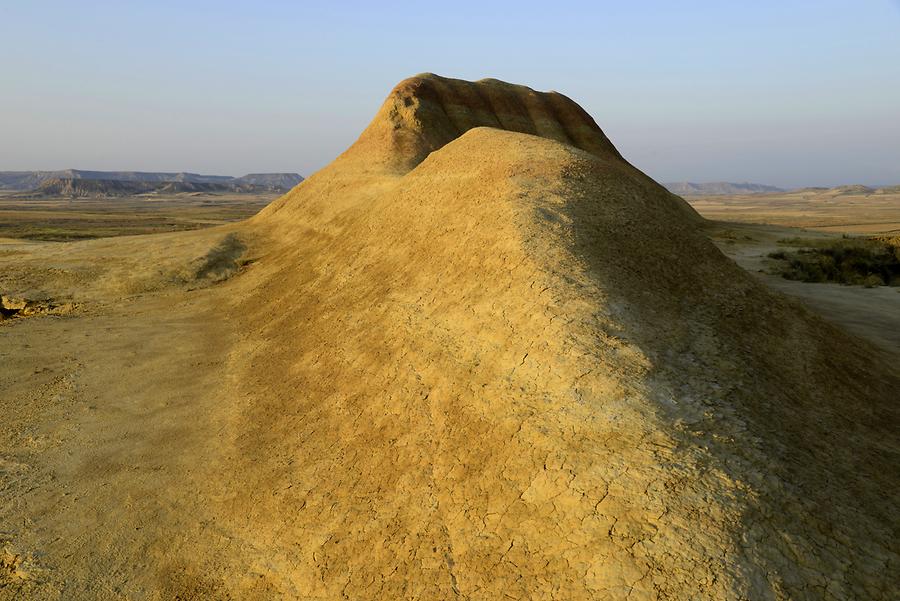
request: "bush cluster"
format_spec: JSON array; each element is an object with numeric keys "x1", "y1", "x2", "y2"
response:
[{"x1": 768, "y1": 236, "x2": 900, "y2": 287}]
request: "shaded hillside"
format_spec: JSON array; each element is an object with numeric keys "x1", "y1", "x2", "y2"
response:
[
  {"x1": 233, "y1": 173, "x2": 303, "y2": 188},
  {"x1": 23, "y1": 178, "x2": 159, "y2": 197},
  {"x1": 664, "y1": 181, "x2": 784, "y2": 195},
  {"x1": 0, "y1": 171, "x2": 55, "y2": 190}
]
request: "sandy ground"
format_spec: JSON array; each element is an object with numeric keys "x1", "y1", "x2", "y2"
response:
[
  {"x1": 0, "y1": 228, "x2": 272, "y2": 598},
  {"x1": 687, "y1": 189, "x2": 900, "y2": 354},
  {"x1": 686, "y1": 189, "x2": 900, "y2": 235},
  {"x1": 703, "y1": 221, "x2": 900, "y2": 355},
  {"x1": 2, "y1": 291, "x2": 234, "y2": 597}
]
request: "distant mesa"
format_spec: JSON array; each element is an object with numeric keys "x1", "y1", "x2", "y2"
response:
[
  {"x1": 25, "y1": 178, "x2": 161, "y2": 198},
  {"x1": 667, "y1": 181, "x2": 898, "y2": 197},
  {"x1": 664, "y1": 181, "x2": 785, "y2": 195},
  {"x1": 874, "y1": 184, "x2": 900, "y2": 195},
  {"x1": 233, "y1": 173, "x2": 305, "y2": 189},
  {"x1": 823, "y1": 184, "x2": 874, "y2": 196},
  {"x1": 18, "y1": 177, "x2": 295, "y2": 198},
  {"x1": 0, "y1": 170, "x2": 304, "y2": 197}
]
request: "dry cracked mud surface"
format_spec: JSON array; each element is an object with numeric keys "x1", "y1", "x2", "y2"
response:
[{"x1": 1, "y1": 75, "x2": 898, "y2": 600}]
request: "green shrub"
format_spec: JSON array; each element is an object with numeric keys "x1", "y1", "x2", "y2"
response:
[
  {"x1": 768, "y1": 236, "x2": 900, "y2": 286},
  {"x1": 863, "y1": 274, "x2": 884, "y2": 288}
]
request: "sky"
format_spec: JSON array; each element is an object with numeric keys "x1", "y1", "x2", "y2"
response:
[{"x1": 1, "y1": 1, "x2": 898, "y2": 188}]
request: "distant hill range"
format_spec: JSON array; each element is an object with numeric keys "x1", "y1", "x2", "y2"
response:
[
  {"x1": 791, "y1": 184, "x2": 900, "y2": 196},
  {"x1": 18, "y1": 177, "x2": 296, "y2": 198},
  {"x1": 0, "y1": 170, "x2": 304, "y2": 196},
  {"x1": 664, "y1": 182, "x2": 785, "y2": 196},
  {"x1": 666, "y1": 181, "x2": 900, "y2": 197}
]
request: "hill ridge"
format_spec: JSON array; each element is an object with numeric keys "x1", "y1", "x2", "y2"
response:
[
  {"x1": 18, "y1": 176, "x2": 293, "y2": 198},
  {"x1": 0, "y1": 169, "x2": 303, "y2": 191},
  {"x1": 664, "y1": 181, "x2": 785, "y2": 195},
  {"x1": 343, "y1": 73, "x2": 624, "y2": 171},
  {"x1": 234, "y1": 76, "x2": 900, "y2": 598}
]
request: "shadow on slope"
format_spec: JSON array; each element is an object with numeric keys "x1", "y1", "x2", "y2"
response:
[
  {"x1": 221, "y1": 74, "x2": 899, "y2": 599},
  {"x1": 558, "y1": 161, "x2": 899, "y2": 599}
]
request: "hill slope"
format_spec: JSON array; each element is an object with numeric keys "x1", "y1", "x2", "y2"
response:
[
  {"x1": 230, "y1": 74, "x2": 898, "y2": 599},
  {"x1": 2, "y1": 74, "x2": 897, "y2": 600}
]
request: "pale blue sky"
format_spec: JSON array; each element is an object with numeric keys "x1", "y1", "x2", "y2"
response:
[{"x1": 1, "y1": 1, "x2": 898, "y2": 187}]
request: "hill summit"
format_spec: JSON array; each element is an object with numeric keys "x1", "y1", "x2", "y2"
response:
[
  {"x1": 348, "y1": 74, "x2": 623, "y2": 170},
  {"x1": 228, "y1": 74, "x2": 898, "y2": 599}
]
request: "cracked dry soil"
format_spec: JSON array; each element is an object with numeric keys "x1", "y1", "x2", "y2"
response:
[{"x1": 1, "y1": 75, "x2": 898, "y2": 600}]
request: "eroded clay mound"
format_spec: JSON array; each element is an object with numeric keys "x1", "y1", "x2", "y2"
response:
[
  {"x1": 221, "y1": 76, "x2": 900, "y2": 599},
  {"x1": 259, "y1": 74, "x2": 697, "y2": 227},
  {"x1": 9, "y1": 75, "x2": 891, "y2": 600},
  {"x1": 348, "y1": 73, "x2": 624, "y2": 172}
]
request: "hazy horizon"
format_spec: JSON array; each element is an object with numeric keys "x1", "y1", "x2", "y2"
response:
[{"x1": 2, "y1": 1, "x2": 898, "y2": 188}]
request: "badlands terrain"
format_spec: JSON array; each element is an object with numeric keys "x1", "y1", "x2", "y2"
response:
[{"x1": 1, "y1": 75, "x2": 899, "y2": 600}]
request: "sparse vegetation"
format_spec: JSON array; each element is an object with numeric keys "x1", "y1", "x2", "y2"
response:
[
  {"x1": 193, "y1": 234, "x2": 247, "y2": 281},
  {"x1": 768, "y1": 236, "x2": 900, "y2": 286}
]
